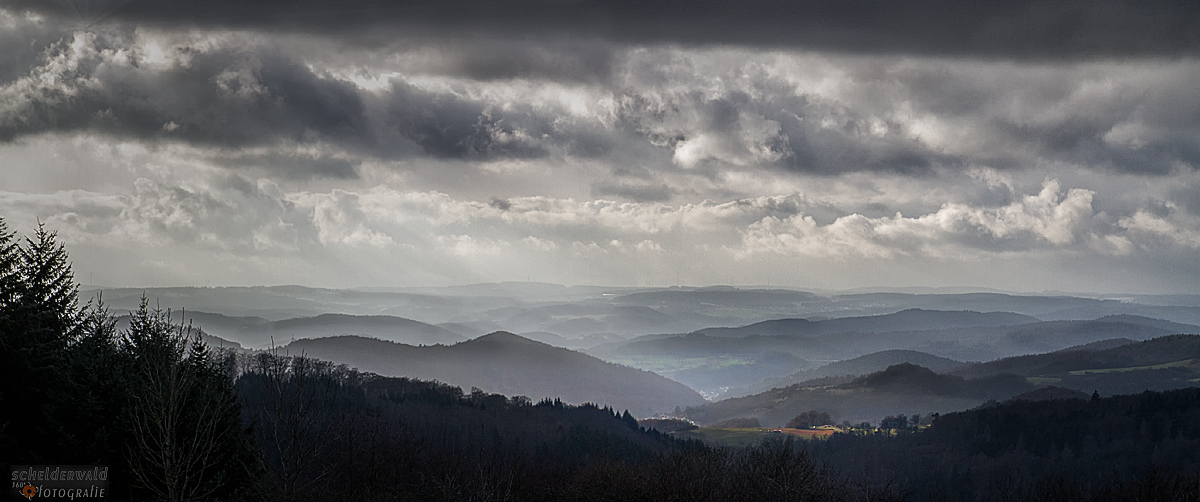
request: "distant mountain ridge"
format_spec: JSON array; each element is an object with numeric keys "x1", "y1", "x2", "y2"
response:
[
  {"x1": 598, "y1": 311, "x2": 1200, "y2": 373},
  {"x1": 690, "y1": 309, "x2": 1040, "y2": 338},
  {"x1": 114, "y1": 311, "x2": 464, "y2": 348},
  {"x1": 283, "y1": 332, "x2": 706, "y2": 417},
  {"x1": 685, "y1": 334, "x2": 1200, "y2": 426},
  {"x1": 589, "y1": 310, "x2": 1200, "y2": 399}
]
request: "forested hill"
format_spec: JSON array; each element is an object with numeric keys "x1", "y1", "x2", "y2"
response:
[
  {"x1": 284, "y1": 332, "x2": 706, "y2": 416},
  {"x1": 954, "y1": 334, "x2": 1200, "y2": 379},
  {"x1": 683, "y1": 362, "x2": 1033, "y2": 426},
  {"x1": 734, "y1": 349, "x2": 964, "y2": 397},
  {"x1": 813, "y1": 387, "x2": 1200, "y2": 501}
]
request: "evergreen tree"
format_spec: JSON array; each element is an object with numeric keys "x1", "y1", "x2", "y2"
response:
[
  {"x1": 62, "y1": 297, "x2": 131, "y2": 465},
  {"x1": 0, "y1": 219, "x2": 80, "y2": 463},
  {"x1": 0, "y1": 217, "x2": 20, "y2": 305}
]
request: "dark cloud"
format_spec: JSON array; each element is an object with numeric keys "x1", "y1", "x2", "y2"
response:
[
  {"x1": 429, "y1": 40, "x2": 616, "y2": 83},
  {"x1": 840, "y1": 60, "x2": 1200, "y2": 175},
  {"x1": 616, "y1": 79, "x2": 956, "y2": 175},
  {"x1": 7, "y1": 0, "x2": 1199, "y2": 58},
  {"x1": 3, "y1": 20, "x2": 1198, "y2": 183},
  {"x1": 0, "y1": 32, "x2": 616, "y2": 167},
  {"x1": 378, "y1": 79, "x2": 619, "y2": 161},
  {"x1": 775, "y1": 110, "x2": 945, "y2": 175},
  {"x1": 381, "y1": 80, "x2": 550, "y2": 160},
  {"x1": 489, "y1": 197, "x2": 511, "y2": 211},
  {"x1": 0, "y1": 38, "x2": 374, "y2": 151},
  {"x1": 1172, "y1": 182, "x2": 1200, "y2": 217},
  {"x1": 0, "y1": 11, "x2": 65, "y2": 82}
]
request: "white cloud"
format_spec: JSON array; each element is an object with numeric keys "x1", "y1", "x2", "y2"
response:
[
  {"x1": 1119, "y1": 208, "x2": 1200, "y2": 249},
  {"x1": 296, "y1": 189, "x2": 393, "y2": 247},
  {"x1": 436, "y1": 234, "x2": 507, "y2": 256},
  {"x1": 4, "y1": 171, "x2": 1199, "y2": 291},
  {"x1": 735, "y1": 180, "x2": 1104, "y2": 260},
  {"x1": 521, "y1": 235, "x2": 558, "y2": 251}
]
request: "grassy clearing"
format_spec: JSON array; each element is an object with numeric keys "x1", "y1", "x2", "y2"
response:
[
  {"x1": 1068, "y1": 359, "x2": 1200, "y2": 376},
  {"x1": 1026, "y1": 377, "x2": 1062, "y2": 384},
  {"x1": 671, "y1": 427, "x2": 834, "y2": 447}
]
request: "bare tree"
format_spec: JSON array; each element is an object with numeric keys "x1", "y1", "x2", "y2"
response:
[
  {"x1": 242, "y1": 349, "x2": 344, "y2": 498},
  {"x1": 125, "y1": 300, "x2": 254, "y2": 502}
]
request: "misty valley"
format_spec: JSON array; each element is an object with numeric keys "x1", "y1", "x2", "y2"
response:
[{"x1": 4, "y1": 219, "x2": 1200, "y2": 501}]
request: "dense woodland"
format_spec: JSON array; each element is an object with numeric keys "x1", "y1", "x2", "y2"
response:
[
  {"x1": 4, "y1": 218, "x2": 1200, "y2": 501},
  {"x1": 811, "y1": 389, "x2": 1200, "y2": 501}
]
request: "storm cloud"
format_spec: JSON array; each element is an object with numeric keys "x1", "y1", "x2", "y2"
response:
[
  {"x1": 0, "y1": 32, "x2": 372, "y2": 149},
  {"x1": 1, "y1": 0, "x2": 1198, "y2": 293},
  {"x1": 6, "y1": 0, "x2": 1199, "y2": 59}
]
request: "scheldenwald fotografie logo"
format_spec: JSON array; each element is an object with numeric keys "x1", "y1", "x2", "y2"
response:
[{"x1": 10, "y1": 466, "x2": 108, "y2": 500}]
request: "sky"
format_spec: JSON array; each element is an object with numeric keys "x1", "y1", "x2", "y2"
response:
[{"x1": 1, "y1": 0, "x2": 1198, "y2": 293}]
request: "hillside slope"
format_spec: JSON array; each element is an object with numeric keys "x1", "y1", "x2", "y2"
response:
[
  {"x1": 951, "y1": 334, "x2": 1200, "y2": 395},
  {"x1": 604, "y1": 315, "x2": 1200, "y2": 363},
  {"x1": 689, "y1": 335, "x2": 1200, "y2": 427},
  {"x1": 284, "y1": 332, "x2": 706, "y2": 416},
  {"x1": 683, "y1": 363, "x2": 1031, "y2": 426},
  {"x1": 731, "y1": 349, "x2": 965, "y2": 397}
]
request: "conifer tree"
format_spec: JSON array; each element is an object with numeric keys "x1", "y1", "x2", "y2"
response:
[{"x1": 0, "y1": 219, "x2": 80, "y2": 462}]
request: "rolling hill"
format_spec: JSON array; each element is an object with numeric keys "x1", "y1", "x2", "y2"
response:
[
  {"x1": 590, "y1": 311, "x2": 1199, "y2": 399},
  {"x1": 682, "y1": 363, "x2": 1033, "y2": 427},
  {"x1": 283, "y1": 332, "x2": 706, "y2": 416},
  {"x1": 115, "y1": 311, "x2": 466, "y2": 349},
  {"x1": 686, "y1": 335, "x2": 1200, "y2": 427},
  {"x1": 596, "y1": 312, "x2": 1200, "y2": 383},
  {"x1": 950, "y1": 334, "x2": 1200, "y2": 395},
  {"x1": 690, "y1": 309, "x2": 1039, "y2": 338},
  {"x1": 730, "y1": 349, "x2": 965, "y2": 397}
]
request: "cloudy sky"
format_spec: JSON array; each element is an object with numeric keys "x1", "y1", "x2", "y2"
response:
[{"x1": 1, "y1": 0, "x2": 1198, "y2": 293}]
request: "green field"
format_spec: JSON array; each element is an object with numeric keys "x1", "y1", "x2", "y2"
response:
[
  {"x1": 1026, "y1": 377, "x2": 1062, "y2": 384},
  {"x1": 1068, "y1": 358, "x2": 1200, "y2": 376}
]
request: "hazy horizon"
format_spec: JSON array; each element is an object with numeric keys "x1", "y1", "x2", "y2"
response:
[{"x1": 72, "y1": 281, "x2": 1200, "y2": 299}]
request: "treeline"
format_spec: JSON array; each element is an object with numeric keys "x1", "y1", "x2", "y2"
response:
[
  {"x1": 0, "y1": 218, "x2": 858, "y2": 501},
  {"x1": 234, "y1": 352, "x2": 863, "y2": 501},
  {"x1": 811, "y1": 389, "x2": 1200, "y2": 501}
]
